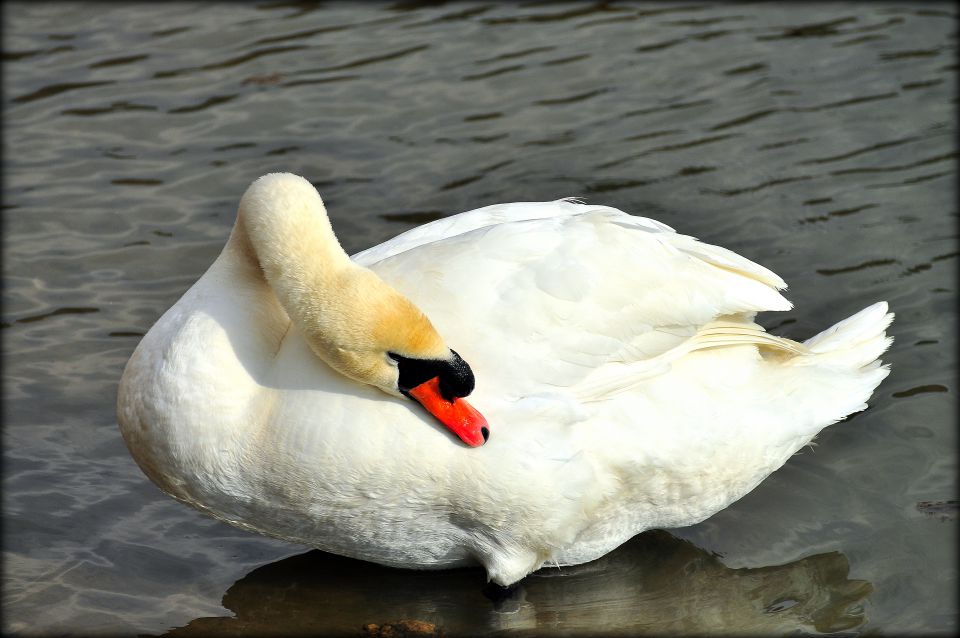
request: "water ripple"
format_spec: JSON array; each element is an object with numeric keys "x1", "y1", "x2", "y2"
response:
[
  {"x1": 2, "y1": 45, "x2": 74, "y2": 61},
  {"x1": 829, "y1": 151, "x2": 956, "y2": 175},
  {"x1": 816, "y1": 258, "x2": 899, "y2": 276},
  {"x1": 475, "y1": 45, "x2": 555, "y2": 64},
  {"x1": 798, "y1": 136, "x2": 924, "y2": 165},
  {"x1": 757, "y1": 16, "x2": 858, "y2": 40},
  {"x1": 88, "y1": 53, "x2": 149, "y2": 69},
  {"x1": 296, "y1": 43, "x2": 429, "y2": 74},
  {"x1": 724, "y1": 62, "x2": 768, "y2": 75},
  {"x1": 880, "y1": 47, "x2": 944, "y2": 60},
  {"x1": 481, "y1": 4, "x2": 632, "y2": 25},
  {"x1": 534, "y1": 88, "x2": 608, "y2": 106},
  {"x1": 12, "y1": 80, "x2": 116, "y2": 104},
  {"x1": 799, "y1": 203, "x2": 879, "y2": 225},
  {"x1": 462, "y1": 64, "x2": 525, "y2": 81},
  {"x1": 595, "y1": 134, "x2": 735, "y2": 170},
  {"x1": 2, "y1": 307, "x2": 100, "y2": 328},
  {"x1": 541, "y1": 53, "x2": 591, "y2": 66},
  {"x1": 62, "y1": 101, "x2": 157, "y2": 117},
  {"x1": 462, "y1": 112, "x2": 503, "y2": 122},
  {"x1": 167, "y1": 95, "x2": 238, "y2": 114},
  {"x1": 864, "y1": 169, "x2": 953, "y2": 189},
  {"x1": 152, "y1": 45, "x2": 308, "y2": 79},
  {"x1": 253, "y1": 25, "x2": 351, "y2": 46},
  {"x1": 439, "y1": 160, "x2": 513, "y2": 191},
  {"x1": 892, "y1": 384, "x2": 949, "y2": 398},
  {"x1": 710, "y1": 108, "x2": 778, "y2": 131},
  {"x1": 709, "y1": 175, "x2": 815, "y2": 197}
]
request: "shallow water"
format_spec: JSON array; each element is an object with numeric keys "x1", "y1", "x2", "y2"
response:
[{"x1": 2, "y1": 2, "x2": 956, "y2": 635}]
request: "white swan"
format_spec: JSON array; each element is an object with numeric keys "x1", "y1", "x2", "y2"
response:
[{"x1": 117, "y1": 173, "x2": 893, "y2": 586}]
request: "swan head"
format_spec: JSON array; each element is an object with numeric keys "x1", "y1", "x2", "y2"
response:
[
  {"x1": 339, "y1": 280, "x2": 490, "y2": 447},
  {"x1": 237, "y1": 172, "x2": 489, "y2": 447}
]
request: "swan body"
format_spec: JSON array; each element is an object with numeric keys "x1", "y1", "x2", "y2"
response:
[{"x1": 118, "y1": 173, "x2": 893, "y2": 586}]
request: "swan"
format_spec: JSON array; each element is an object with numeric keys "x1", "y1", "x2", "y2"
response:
[{"x1": 117, "y1": 172, "x2": 893, "y2": 586}]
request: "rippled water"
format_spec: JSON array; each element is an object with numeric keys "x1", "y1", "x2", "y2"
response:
[{"x1": 3, "y1": 2, "x2": 956, "y2": 635}]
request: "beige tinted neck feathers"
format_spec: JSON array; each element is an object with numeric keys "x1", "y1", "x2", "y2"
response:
[{"x1": 235, "y1": 173, "x2": 448, "y2": 394}]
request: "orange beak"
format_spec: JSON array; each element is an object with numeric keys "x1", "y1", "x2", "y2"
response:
[{"x1": 408, "y1": 377, "x2": 489, "y2": 447}]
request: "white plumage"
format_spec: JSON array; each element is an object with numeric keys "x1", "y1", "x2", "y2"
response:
[{"x1": 118, "y1": 173, "x2": 892, "y2": 586}]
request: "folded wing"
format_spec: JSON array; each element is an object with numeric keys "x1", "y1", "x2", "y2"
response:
[{"x1": 358, "y1": 202, "x2": 792, "y2": 400}]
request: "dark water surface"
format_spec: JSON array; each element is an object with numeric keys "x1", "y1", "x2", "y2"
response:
[{"x1": 3, "y1": 2, "x2": 956, "y2": 635}]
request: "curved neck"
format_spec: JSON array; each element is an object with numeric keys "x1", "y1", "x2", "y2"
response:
[
  {"x1": 230, "y1": 175, "x2": 359, "y2": 361},
  {"x1": 223, "y1": 173, "x2": 447, "y2": 393},
  {"x1": 238, "y1": 175, "x2": 352, "y2": 291}
]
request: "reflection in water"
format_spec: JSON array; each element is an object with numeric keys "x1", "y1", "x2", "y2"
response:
[{"x1": 164, "y1": 531, "x2": 871, "y2": 637}]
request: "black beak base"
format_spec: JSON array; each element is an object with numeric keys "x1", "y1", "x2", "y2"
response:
[{"x1": 391, "y1": 349, "x2": 476, "y2": 401}]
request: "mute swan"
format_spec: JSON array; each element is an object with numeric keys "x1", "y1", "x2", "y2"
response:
[{"x1": 117, "y1": 173, "x2": 893, "y2": 586}]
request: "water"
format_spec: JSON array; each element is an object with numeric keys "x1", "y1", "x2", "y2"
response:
[{"x1": 2, "y1": 2, "x2": 956, "y2": 635}]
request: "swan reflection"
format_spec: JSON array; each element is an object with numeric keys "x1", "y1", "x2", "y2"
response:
[{"x1": 165, "y1": 530, "x2": 871, "y2": 636}]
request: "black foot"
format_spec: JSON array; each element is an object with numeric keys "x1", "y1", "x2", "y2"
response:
[{"x1": 482, "y1": 581, "x2": 525, "y2": 612}]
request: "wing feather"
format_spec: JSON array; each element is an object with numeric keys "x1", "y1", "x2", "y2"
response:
[{"x1": 359, "y1": 201, "x2": 792, "y2": 399}]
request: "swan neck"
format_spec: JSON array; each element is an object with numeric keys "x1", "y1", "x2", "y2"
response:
[
  {"x1": 232, "y1": 176, "x2": 356, "y2": 358},
  {"x1": 238, "y1": 181, "x2": 351, "y2": 280},
  {"x1": 224, "y1": 173, "x2": 448, "y2": 394}
]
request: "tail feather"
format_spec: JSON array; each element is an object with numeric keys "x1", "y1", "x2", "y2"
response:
[
  {"x1": 784, "y1": 301, "x2": 893, "y2": 429},
  {"x1": 793, "y1": 301, "x2": 894, "y2": 369},
  {"x1": 571, "y1": 302, "x2": 893, "y2": 405},
  {"x1": 692, "y1": 301, "x2": 894, "y2": 367},
  {"x1": 804, "y1": 301, "x2": 893, "y2": 352}
]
